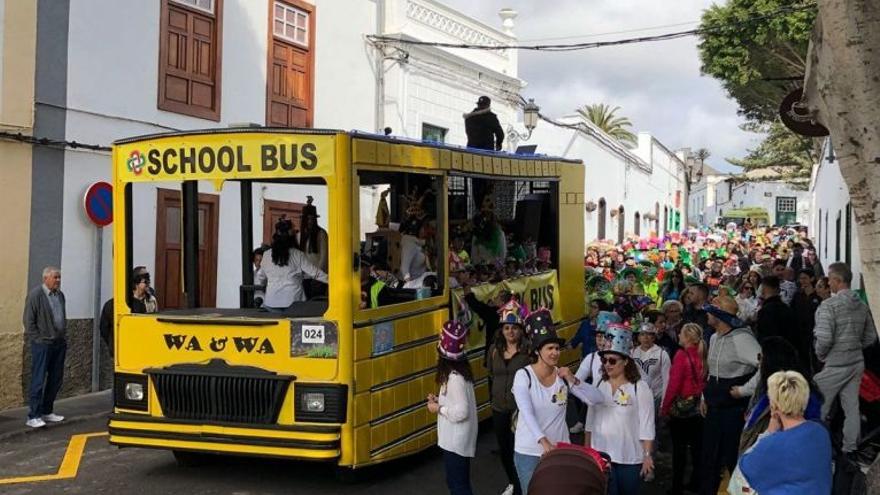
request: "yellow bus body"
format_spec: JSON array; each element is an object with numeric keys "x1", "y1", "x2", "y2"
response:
[{"x1": 108, "y1": 129, "x2": 585, "y2": 468}]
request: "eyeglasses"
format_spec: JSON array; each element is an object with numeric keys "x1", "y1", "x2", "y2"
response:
[{"x1": 601, "y1": 357, "x2": 620, "y2": 365}]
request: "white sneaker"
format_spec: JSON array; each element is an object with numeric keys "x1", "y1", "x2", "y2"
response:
[
  {"x1": 569, "y1": 421, "x2": 584, "y2": 434},
  {"x1": 26, "y1": 418, "x2": 46, "y2": 428},
  {"x1": 42, "y1": 413, "x2": 64, "y2": 423},
  {"x1": 500, "y1": 484, "x2": 514, "y2": 495}
]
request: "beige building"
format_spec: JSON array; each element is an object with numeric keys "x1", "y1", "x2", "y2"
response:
[{"x1": 0, "y1": 0, "x2": 37, "y2": 409}]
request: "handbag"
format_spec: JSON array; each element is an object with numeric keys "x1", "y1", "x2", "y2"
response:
[{"x1": 670, "y1": 351, "x2": 701, "y2": 418}]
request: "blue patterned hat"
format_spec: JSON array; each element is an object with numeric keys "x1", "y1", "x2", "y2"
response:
[
  {"x1": 595, "y1": 311, "x2": 622, "y2": 335},
  {"x1": 599, "y1": 323, "x2": 633, "y2": 357}
]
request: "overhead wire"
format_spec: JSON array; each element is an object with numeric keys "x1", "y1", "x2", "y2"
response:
[{"x1": 367, "y1": 2, "x2": 817, "y2": 52}]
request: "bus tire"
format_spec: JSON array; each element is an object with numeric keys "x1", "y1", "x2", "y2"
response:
[{"x1": 172, "y1": 450, "x2": 211, "y2": 467}]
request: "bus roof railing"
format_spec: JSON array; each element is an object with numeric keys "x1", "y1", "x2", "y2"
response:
[{"x1": 112, "y1": 127, "x2": 582, "y2": 165}]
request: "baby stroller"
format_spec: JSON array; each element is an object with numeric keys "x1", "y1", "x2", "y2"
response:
[{"x1": 527, "y1": 443, "x2": 610, "y2": 495}]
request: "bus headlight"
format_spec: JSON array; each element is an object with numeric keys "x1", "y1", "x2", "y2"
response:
[
  {"x1": 124, "y1": 383, "x2": 145, "y2": 401},
  {"x1": 302, "y1": 392, "x2": 325, "y2": 412},
  {"x1": 114, "y1": 373, "x2": 148, "y2": 411},
  {"x1": 295, "y1": 384, "x2": 348, "y2": 423}
]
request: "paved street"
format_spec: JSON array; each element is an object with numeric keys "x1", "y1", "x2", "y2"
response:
[{"x1": 0, "y1": 411, "x2": 675, "y2": 494}]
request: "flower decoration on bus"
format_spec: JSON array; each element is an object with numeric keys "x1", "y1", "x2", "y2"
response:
[{"x1": 127, "y1": 150, "x2": 145, "y2": 175}]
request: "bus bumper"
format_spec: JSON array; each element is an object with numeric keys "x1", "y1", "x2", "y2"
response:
[{"x1": 108, "y1": 413, "x2": 341, "y2": 461}]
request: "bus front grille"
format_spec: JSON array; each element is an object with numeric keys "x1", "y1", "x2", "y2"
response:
[{"x1": 147, "y1": 360, "x2": 294, "y2": 425}]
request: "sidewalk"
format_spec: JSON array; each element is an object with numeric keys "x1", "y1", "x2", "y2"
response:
[{"x1": 0, "y1": 390, "x2": 112, "y2": 441}]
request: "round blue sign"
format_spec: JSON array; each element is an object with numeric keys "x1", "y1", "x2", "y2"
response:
[{"x1": 84, "y1": 181, "x2": 113, "y2": 227}]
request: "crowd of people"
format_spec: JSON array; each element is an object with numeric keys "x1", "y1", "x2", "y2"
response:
[{"x1": 427, "y1": 224, "x2": 879, "y2": 495}]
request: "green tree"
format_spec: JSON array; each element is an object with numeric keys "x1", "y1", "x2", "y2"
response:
[
  {"x1": 698, "y1": 0, "x2": 819, "y2": 179},
  {"x1": 698, "y1": 0, "x2": 816, "y2": 122},
  {"x1": 576, "y1": 103, "x2": 637, "y2": 146},
  {"x1": 726, "y1": 120, "x2": 814, "y2": 185}
]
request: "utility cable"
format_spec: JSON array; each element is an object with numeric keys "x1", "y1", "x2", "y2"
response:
[{"x1": 367, "y1": 3, "x2": 816, "y2": 52}]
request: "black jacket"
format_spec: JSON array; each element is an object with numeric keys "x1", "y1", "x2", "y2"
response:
[
  {"x1": 465, "y1": 292, "x2": 501, "y2": 362},
  {"x1": 756, "y1": 295, "x2": 797, "y2": 347},
  {"x1": 464, "y1": 108, "x2": 504, "y2": 151}
]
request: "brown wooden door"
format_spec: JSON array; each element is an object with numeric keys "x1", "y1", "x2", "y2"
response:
[
  {"x1": 155, "y1": 189, "x2": 220, "y2": 309},
  {"x1": 267, "y1": 40, "x2": 311, "y2": 127},
  {"x1": 263, "y1": 199, "x2": 304, "y2": 245}
]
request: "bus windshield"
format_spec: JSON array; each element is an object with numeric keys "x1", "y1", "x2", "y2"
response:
[{"x1": 124, "y1": 177, "x2": 331, "y2": 317}]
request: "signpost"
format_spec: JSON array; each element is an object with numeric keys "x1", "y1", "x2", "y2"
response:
[{"x1": 84, "y1": 181, "x2": 112, "y2": 392}]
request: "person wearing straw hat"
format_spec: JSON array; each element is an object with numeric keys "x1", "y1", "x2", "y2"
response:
[
  {"x1": 427, "y1": 320, "x2": 478, "y2": 495},
  {"x1": 698, "y1": 296, "x2": 760, "y2": 495},
  {"x1": 512, "y1": 310, "x2": 607, "y2": 492},
  {"x1": 584, "y1": 323, "x2": 655, "y2": 495}
]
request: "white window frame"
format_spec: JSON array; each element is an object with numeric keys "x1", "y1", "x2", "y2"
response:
[
  {"x1": 777, "y1": 197, "x2": 797, "y2": 213},
  {"x1": 170, "y1": 0, "x2": 215, "y2": 14},
  {"x1": 274, "y1": 1, "x2": 310, "y2": 48}
]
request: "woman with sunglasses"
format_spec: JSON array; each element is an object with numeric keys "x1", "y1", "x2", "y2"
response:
[
  {"x1": 512, "y1": 310, "x2": 606, "y2": 492},
  {"x1": 734, "y1": 279, "x2": 759, "y2": 324},
  {"x1": 584, "y1": 324, "x2": 655, "y2": 495}
]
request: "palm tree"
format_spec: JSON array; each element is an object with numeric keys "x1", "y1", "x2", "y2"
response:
[{"x1": 576, "y1": 103, "x2": 638, "y2": 146}]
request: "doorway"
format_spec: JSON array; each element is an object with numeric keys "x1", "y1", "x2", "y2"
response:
[
  {"x1": 155, "y1": 189, "x2": 220, "y2": 309},
  {"x1": 263, "y1": 199, "x2": 305, "y2": 245}
]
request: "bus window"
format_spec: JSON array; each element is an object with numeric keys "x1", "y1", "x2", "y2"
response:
[
  {"x1": 448, "y1": 176, "x2": 559, "y2": 284},
  {"x1": 126, "y1": 178, "x2": 330, "y2": 316},
  {"x1": 357, "y1": 170, "x2": 444, "y2": 309}
]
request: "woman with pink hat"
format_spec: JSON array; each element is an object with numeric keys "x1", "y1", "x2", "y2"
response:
[
  {"x1": 584, "y1": 323, "x2": 655, "y2": 495},
  {"x1": 427, "y1": 320, "x2": 477, "y2": 495}
]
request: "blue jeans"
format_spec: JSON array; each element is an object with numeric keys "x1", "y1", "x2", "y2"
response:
[
  {"x1": 608, "y1": 463, "x2": 642, "y2": 495},
  {"x1": 442, "y1": 449, "x2": 473, "y2": 495},
  {"x1": 513, "y1": 452, "x2": 541, "y2": 493},
  {"x1": 28, "y1": 340, "x2": 67, "y2": 419}
]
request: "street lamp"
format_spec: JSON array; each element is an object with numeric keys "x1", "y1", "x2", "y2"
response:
[{"x1": 507, "y1": 98, "x2": 541, "y2": 148}]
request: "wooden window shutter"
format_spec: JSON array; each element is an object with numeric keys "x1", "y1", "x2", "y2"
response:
[
  {"x1": 159, "y1": 0, "x2": 223, "y2": 121},
  {"x1": 267, "y1": 1, "x2": 314, "y2": 127}
]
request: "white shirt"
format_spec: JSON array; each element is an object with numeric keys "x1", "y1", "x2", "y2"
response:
[
  {"x1": 399, "y1": 234, "x2": 427, "y2": 282},
  {"x1": 297, "y1": 228, "x2": 329, "y2": 272},
  {"x1": 575, "y1": 352, "x2": 604, "y2": 384},
  {"x1": 585, "y1": 380, "x2": 655, "y2": 464},
  {"x1": 437, "y1": 371, "x2": 478, "y2": 458},
  {"x1": 632, "y1": 345, "x2": 671, "y2": 401},
  {"x1": 258, "y1": 248, "x2": 328, "y2": 308},
  {"x1": 512, "y1": 366, "x2": 607, "y2": 457}
]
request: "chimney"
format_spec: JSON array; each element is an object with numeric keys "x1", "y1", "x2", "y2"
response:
[{"x1": 498, "y1": 8, "x2": 517, "y2": 36}]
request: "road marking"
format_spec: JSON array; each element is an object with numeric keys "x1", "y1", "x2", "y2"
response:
[{"x1": 0, "y1": 432, "x2": 108, "y2": 485}]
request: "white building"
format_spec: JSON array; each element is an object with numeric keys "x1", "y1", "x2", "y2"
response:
[
  {"x1": 688, "y1": 168, "x2": 810, "y2": 227},
  {"x1": 527, "y1": 116, "x2": 688, "y2": 245},
  {"x1": 810, "y1": 139, "x2": 862, "y2": 289},
  {"x1": 686, "y1": 165, "x2": 728, "y2": 226},
  {"x1": 13, "y1": 0, "x2": 526, "y2": 401}
]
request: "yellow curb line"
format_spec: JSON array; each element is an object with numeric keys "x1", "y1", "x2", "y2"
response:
[{"x1": 0, "y1": 432, "x2": 108, "y2": 485}]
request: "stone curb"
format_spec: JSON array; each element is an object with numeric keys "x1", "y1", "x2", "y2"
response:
[{"x1": 0, "y1": 410, "x2": 110, "y2": 442}]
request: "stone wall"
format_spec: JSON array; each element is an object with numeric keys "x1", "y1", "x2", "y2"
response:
[{"x1": 3, "y1": 318, "x2": 112, "y2": 411}]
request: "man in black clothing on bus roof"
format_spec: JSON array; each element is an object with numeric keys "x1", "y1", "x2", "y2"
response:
[{"x1": 464, "y1": 96, "x2": 505, "y2": 151}]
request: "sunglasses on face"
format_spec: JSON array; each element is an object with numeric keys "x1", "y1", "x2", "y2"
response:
[{"x1": 601, "y1": 357, "x2": 620, "y2": 366}]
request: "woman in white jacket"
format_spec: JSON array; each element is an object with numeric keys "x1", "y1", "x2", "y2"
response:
[
  {"x1": 586, "y1": 324, "x2": 655, "y2": 495},
  {"x1": 512, "y1": 310, "x2": 607, "y2": 492},
  {"x1": 427, "y1": 320, "x2": 478, "y2": 495}
]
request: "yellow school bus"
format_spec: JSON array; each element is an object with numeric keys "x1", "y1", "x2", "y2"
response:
[{"x1": 107, "y1": 128, "x2": 586, "y2": 471}]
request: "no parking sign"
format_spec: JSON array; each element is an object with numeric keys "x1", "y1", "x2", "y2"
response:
[{"x1": 83, "y1": 181, "x2": 113, "y2": 227}]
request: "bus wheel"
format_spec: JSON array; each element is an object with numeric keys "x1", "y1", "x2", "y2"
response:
[
  {"x1": 172, "y1": 450, "x2": 211, "y2": 467},
  {"x1": 334, "y1": 466, "x2": 360, "y2": 484}
]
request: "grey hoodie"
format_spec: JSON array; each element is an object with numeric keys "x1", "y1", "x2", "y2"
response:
[
  {"x1": 707, "y1": 326, "x2": 760, "y2": 379},
  {"x1": 814, "y1": 288, "x2": 877, "y2": 367}
]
